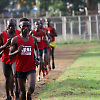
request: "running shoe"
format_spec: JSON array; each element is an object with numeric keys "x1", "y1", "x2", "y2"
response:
[
  {"x1": 6, "y1": 96, "x2": 12, "y2": 100},
  {"x1": 49, "y1": 65, "x2": 51, "y2": 71},
  {"x1": 27, "y1": 92, "x2": 32, "y2": 100},
  {"x1": 15, "y1": 90, "x2": 20, "y2": 99},
  {"x1": 11, "y1": 95, "x2": 15, "y2": 100},
  {"x1": 45, "y1": 68, "x2": 49, "y2": 75},
  {"x1": 52, "y1": 62, "x2": 55, "y2": 69},
  {"x1": 47, "y1": 66, "x2": 49, "y2": 72},
  {"x1": 37, "y1": 76, "x2": 41, "y2": 81}
]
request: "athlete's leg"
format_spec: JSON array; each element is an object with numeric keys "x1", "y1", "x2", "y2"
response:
[
  {"x1": 43, "y1": 47, "x2": 48, "y2": 75},
  {"x1": 40, "y1": 56, "x2": 45, "y2": 77},
  {"x1": 12, "y1": 61, "x2": 20, "y2": 99},
  {"x1": 17, "y1": 78, "x2": 26, "y2": 100},
  {"x1": 2, "y1": 63, "x2": 14, "y2": 98},
  {"x1": 27, "y1": 72, "x2": 36, "y2": 99},
  {"x1": 38, "y1": 49, "x2": 44, "y2": 81},
  {"x1": 47, "y1": 49, "x2": 51, "y2": 70},
  {"x1": 51, "y1": 46, "x2": 55, "y2": 69},
  {"x1": 10, "y1": 72, "x2": 14, "y2": 96}
]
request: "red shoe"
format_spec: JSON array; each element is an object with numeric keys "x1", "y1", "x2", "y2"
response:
[
  {"x1": 45, "y1": 68, "x2": 49, "y2": 75},
  {"x1": 11, "y1": 95, "x2": 15, "y2": 100},
  {"x1": 47, "y1": 66, "x2": 49, "y2": 72}
]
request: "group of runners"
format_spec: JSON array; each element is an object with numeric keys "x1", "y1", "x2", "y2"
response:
[{"x1": 0, "y1": 17, "x2": 57, "y2": 100}]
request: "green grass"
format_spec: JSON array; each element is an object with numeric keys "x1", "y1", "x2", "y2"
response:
[
  {"x1": 56, "y1": 41, "x2": 100, "y2": 47},
  {"x1": 36, "y1": 46, "x2": 100, "y2": 100},
  {"x1": 55, "y1": 35, "x2": 100, "y2": 47}
]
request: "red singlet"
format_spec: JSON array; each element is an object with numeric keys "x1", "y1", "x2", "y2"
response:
[
  {"x1": 33, "y1": 29, "x2": 43, "y2": 49},
  {"x1": 1, "y1": 29, "x2": 19, "y2": 65},
  {"x1": 44, "y1": 25, "x2": 55, "y2": 42},
  {"x1": 15, "y1": 35, "x2": 35, "y2": 72}
]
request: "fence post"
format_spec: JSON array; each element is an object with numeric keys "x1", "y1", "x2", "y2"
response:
[
  {"x1": 96, "y1": 15, "x2": 99, "y2": 41},
  {"x1": 78, "y1": 16, "x2": 81, "y2": 36},
  {"x1": 31, "y1": 18, "x2": 34, "y2": 29},
  {"x1": 4, "y1": 19, "x2": 6, "y2": 30},
  {"x1": 70, "y1": 22, "x2": 73, "y2": 41},
  {"x1": 72, "y1": 10, "x2": 75, "y2": 17},
  {"x1": 16, "y1": 19, "x2": 20, "y2": 30},
  {"x1": 23, "y1": 12, "x2": 25, "y2": 18},
  {"x1": 59, "y1": 11, "x2": 61, "y2": 17},
  {"x1": 89, "y1": 16, "x2": 92, "y2": 41},
  {"x1": 84, "y1": 34, "x2": 86, "y2": 42},
  {"x1": 58, "y1": 36, "x2": 61, "y2": 43},
  {"x1": 62, "y1": 17, "x2": 66, "y2": 42},
  {"x1": 46, "y1": 11, "x2": 48, "y2": 17}
]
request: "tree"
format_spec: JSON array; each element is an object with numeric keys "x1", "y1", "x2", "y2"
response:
[
  {"x1": 0, "y1": 0, "x2": 11, "y2": 13},
  {"x1": 17, "y1": 0, "x2": 36, "y2": 13},
  {"x1": 86, "y1": 0, "x2": 100, "y2": 14}
]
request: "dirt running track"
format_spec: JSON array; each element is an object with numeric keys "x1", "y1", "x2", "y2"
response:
[{"x1": 0, "y1": 45, "x2": 98, "y2": 100}]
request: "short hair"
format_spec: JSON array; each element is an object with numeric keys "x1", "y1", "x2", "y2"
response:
[
  {"x1": 20, "y1": 18, "x2": 29, "y2": 22},
  {"x1": 38, "y1": 20, "x2": 43, "y2": 24},
  {"x1": 7, "y1": 18, "x2": 16, "y2": 25}
]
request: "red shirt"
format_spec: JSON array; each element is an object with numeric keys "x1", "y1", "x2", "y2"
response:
[
  {"x1": 33, "y1": 29, "x2": 43, "y2": 49},
  {"x1": 15, "y1": 35, "x2": 35, "y2": 72},
  {"x1": 44, "y1": 25, "x2": 55, "y2": 42},
  {"x1": 1, "y1": 29, "x2": 19, "y2": 65}
]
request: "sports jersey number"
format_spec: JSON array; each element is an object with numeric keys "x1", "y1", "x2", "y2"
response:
[
  {"x1": 21, "y1": 46, "x2": 32, "y2": 55},
  {"x1": 36, "y1": 37, "x2": 41, "y2": 42}
]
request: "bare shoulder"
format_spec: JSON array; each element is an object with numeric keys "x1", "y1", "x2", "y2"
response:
[{"x1": 11, "y1": 36, "x2": 18, "y2": 45}]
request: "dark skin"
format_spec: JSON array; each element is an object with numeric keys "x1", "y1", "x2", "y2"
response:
[
  {"x1": 31, "y1": 21, "x2": 49, "y2": 78},
  {"x1": 0, "y1": 18, "x2": 17, "y2": 98},
  {"x1": 45, "y1": 18, "x2": 57, "y2": 37},
  {"x1": 9, "y1": 21, "x2": 38, "y2": 100},
  {"x1": 39, "y1": 20, "x2": 52, "y2": 72},
  {"x1": 45, "y1": 18, "x2": 57, "y2": 68}
]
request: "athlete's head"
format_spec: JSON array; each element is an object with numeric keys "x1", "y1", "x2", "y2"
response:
[
  {"x1": 45, "y1": 18, "x2": 51, "y2": 27},
  {"x1": 38, "y1": 20, "x2": 43, "y2": 29},
  {"x1": 7, "y1": 18, "x2": 16, "y2": 33},
  {"x1": 19, "y1": 18, "x2": 30, "y2": 34},
  {"x1": 34, "y1": 21, "x2": 40, "y2": 30}
]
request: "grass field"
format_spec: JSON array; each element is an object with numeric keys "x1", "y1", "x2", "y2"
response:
[{"x1": 36, "y1": 46, "x2": 100, "y2": 100}]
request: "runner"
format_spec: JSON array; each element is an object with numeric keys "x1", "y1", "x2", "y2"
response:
[
  {"x1": 0, "y1": 18, "x2": 20, "y2": 100},
  {"x1": 9, "y1": 18, "x2": 39, "y2": 100},
  {"x1": 45, "y1": 18, "x2": 57, "y2": 69},
  {"x1": 31, "y1": 21, "x2": 49, "y2": 81},
  {"x1": 39, "y1": 20, "x2": 52, "y2": 74}
]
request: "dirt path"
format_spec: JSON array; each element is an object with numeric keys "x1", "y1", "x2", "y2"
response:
[{"x1": 0, "y1": 45, "x2": 98, "y2": 100}]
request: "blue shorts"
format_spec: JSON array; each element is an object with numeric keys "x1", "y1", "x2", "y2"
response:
[
  {"x1": 39, "y1": 49, "x2": 43, "y2": 57},
  {"x1": 15, "y1": 69, "x2": 36, "y2": 79},
  {"x1": 43, "y1": 47, "x2": 47, "y2": 54}
]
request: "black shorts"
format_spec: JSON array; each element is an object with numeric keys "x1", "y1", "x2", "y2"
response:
[
  {"x1": 43, "y1": 47, "x2": 47, "y2": 54},
  {"x1": 39, "y1": 49, "x2": 43, "y2": 57},
  {"x1": 15, "y1": 69, "x2": 36, "y2": 79},
  {"x1": 2, "y1": 62, "x2": 12, "y2": 78}
]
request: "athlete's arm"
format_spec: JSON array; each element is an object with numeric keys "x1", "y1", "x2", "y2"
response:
[
  {"x1": 0, "y1": 33, "x2": 11, "y2": 52},
  {"x1": 29, "y1": 30, "x2": 33, "y2": 35},
  {"x1": 48, "y1": 27, "x2": 57, "y2": 37},
  {"x1": 9, "y1": 36, "x2": 23, "y2": 59},
  {"x1": 43, "y1": 31, "x2": 49, "y2": 43},
  {"x1": 47, "y1": 32, "x2": 52, "y2": 43},
  {"x1": 32, "y1": 36, "x2": 39, "y2": 59}
]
